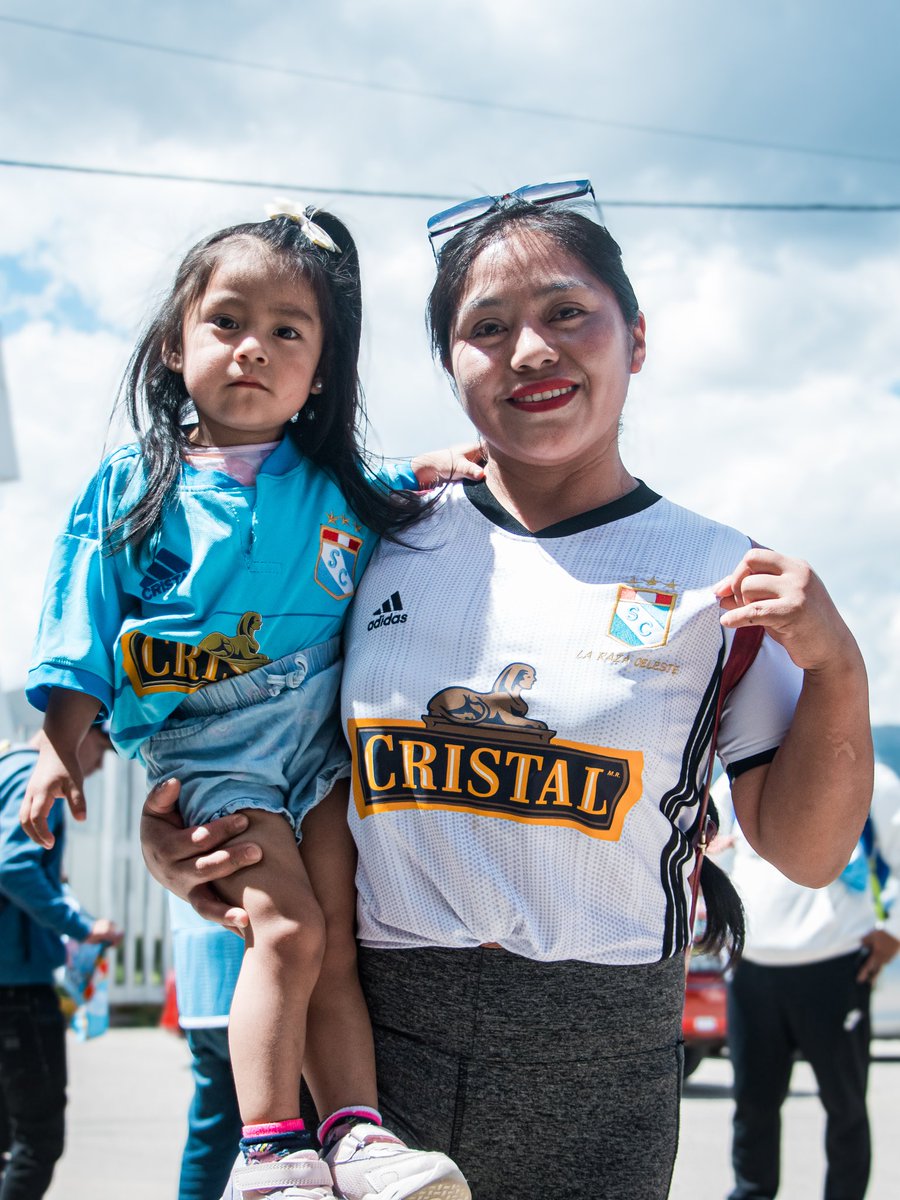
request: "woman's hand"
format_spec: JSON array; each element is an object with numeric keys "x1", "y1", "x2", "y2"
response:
[
  {"x1": 140, "y1": 778, "x2": 260, "y2": 931},
  {"x1": 714, "y1": 548, "x2": 859, "y2": 674},
  {"x1": 721, "y1": 547, "x2": 872, "y2": 887}
]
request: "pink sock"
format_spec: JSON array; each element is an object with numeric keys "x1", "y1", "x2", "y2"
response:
[{"x1": 242, "y1": 1118, "x2": 306, "y2": 1139}]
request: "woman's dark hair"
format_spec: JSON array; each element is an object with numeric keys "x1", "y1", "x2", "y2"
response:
[
  {"x1": 107, "y1": 209, "x2": 414, "y2": 552},
  {"x1": 692, "y1": 796, "x2": 745, "y2": 966},
  {"x1": 694, "y1": 856, "x2": 745, "y2": 966},
  {"x1": 426, "y1": 202, "x2": 640, "y2": 367}
]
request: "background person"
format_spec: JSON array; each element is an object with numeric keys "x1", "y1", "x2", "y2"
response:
[
  {"x1": 0, "y1": 727, "x2": 122, "y2": 1200},
  {"x1": 718, "y1": 761, "x2": 900, "y2": 1200},
  {"x1": 168, "y1": 895, "x2": 243, "y2": 1200},
  {"x1": 141, "y1": 182, "x2": 873, "y2": 1200}
]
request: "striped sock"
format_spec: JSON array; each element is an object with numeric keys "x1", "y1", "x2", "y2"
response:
[
  {"x1": 240, "y1": 1118, "x2": 311, "y2": 1162},
  {"x1": 318, "y1": 1106, "x2": 382, "y2": 1153}
]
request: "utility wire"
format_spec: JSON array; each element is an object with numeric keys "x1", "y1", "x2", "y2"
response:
[
  {"x1": 2, "y1": 156, "x2": 898, "y2": 212},
  {"x1": 1, "y1": 12, "x2": 898, "y2": 169}
]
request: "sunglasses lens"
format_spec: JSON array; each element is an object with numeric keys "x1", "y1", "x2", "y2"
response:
[
  {"x1": 512, "y1": 179, "x2": 593, "y2": 205},
  {"x1": 427, "y1": 195, "x2": 495, "y2": 239}
]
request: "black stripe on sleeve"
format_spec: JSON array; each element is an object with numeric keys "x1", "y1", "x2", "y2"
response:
[{"x1": 726, "y1": 747, "x2": 779, "y2": 782}]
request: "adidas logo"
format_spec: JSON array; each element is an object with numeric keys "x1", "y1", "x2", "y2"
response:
[
  {"x1": 139, "y1": 549, "x2": 190, "y2": 600},
  {"x1": 367, "y1": 591, "x2": 408, "y2": 631}
]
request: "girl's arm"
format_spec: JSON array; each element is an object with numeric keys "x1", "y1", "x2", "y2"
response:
[
  {"x1": 719, "y1": 548, "x2": 873, "y2": 887},
  {"x1": 21, "y1": 690, "x2": 102, "y2": 848},
  {"x1": 410, "y1": 443, "x2": 485, "y2": 488}
]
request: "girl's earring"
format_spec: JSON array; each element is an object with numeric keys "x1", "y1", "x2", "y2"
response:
[{"x1": 310, "y1": 378, "x2": 323, "y2": 394}]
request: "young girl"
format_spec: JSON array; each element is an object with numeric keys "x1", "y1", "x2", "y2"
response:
[{"x1": 22, "y1": 207, "x2": 474, "y2": 1200}]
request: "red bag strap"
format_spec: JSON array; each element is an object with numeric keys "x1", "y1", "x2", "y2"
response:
[{"x1": 688, "y1": 623, "x2": 766, "y2": 936}]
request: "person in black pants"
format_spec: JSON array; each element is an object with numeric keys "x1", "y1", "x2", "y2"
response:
[
  {"x1": 721, "y1": 762, "x2": 900, "y2": 1200},
  {"x1": 727, "y1": 952, "x2": 872, "y2": 1199},
  {"x1": 0, "y1": 731, "x2": 121, "y2": 1200}
]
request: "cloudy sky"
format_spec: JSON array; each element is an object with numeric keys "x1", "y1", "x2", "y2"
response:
[{"x1": 1, "y1": 0, "x2": 898, "y2": 721}]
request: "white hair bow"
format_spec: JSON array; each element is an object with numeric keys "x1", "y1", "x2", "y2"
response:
[{"x1": 265, "y1": 198, "x2": 341, "y2": 253}]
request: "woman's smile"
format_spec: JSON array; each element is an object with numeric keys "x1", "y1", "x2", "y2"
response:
[{"x1": 506, "y1": 378, "x2": 579, "y2": 411}]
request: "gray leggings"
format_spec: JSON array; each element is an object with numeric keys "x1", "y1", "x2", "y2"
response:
[{"x1": 358, "y1": 946, "x2": 685, "y2": 1200}]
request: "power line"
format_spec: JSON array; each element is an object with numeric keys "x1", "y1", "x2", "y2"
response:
[
  {"x1": 0, "y1": 157, "x2": 454, "y2": 202},
  {"x1": 1, "y1": 12, "x2": 898, "y2": 169},
  {"x1": 2, "y1": 156, "x2": 898, "y2": 212}
]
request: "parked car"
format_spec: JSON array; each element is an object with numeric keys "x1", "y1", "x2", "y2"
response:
[{"x1": 682, "y1": 945, "x2": 728, "y2": 1078}]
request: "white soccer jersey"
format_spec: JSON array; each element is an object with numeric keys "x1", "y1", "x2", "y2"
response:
[{"x1": 341, "y1": 481, "x2": 802, "y2": 965}]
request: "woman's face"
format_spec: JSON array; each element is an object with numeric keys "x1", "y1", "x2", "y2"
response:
[{"x1": 448, "y1": 229, "x2": 645, "y2": 475}]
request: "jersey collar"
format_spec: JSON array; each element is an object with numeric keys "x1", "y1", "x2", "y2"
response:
[{"x1": 462, "y1": 478, "x2": 661, "y2": 538}]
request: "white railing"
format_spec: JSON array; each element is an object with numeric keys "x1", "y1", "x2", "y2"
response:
[{"x1": 66, "y1": 753, "x2": 171, "y2": 1005}]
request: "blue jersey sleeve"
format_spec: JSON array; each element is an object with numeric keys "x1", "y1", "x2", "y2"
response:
[
  {"x1": 371, "y1": 460, "x2": 420, "y2": 491},
  {"x1": 27, "y1": 452, "x2": 138, "y2": 717}
]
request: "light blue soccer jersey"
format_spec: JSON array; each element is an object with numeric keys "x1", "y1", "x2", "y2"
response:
[{"x1": 27, "y1": 436, "x2": 416, "y2": 758}]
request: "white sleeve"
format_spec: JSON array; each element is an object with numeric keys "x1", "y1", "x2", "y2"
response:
[
  {"x1": 871, "y1": 762, "x2": 900, "y2": 940},
  {"x1": 714, "y1": 633, "x2": 803, "y2": 777}
]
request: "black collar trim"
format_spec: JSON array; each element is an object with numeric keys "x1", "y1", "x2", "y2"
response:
[{"x1": 462, "y1": 478, "x2": 662, "y2": 538}]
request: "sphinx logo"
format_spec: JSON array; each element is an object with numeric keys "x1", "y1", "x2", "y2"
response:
[
  {"x1": 120, "y1": 612, "x2": 269, "y2": 697},
  {"x1": 349, "y1": 663, "x2": 643, "y2": 840}
]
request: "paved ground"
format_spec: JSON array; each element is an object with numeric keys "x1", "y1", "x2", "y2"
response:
[{"x1": 44, "y1": 1027, "x2": 900, "y2": 1199}]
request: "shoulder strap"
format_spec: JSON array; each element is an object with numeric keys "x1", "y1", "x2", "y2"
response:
[{"x1": 688, "y1": 624, "x2": 766, "y2": 938}]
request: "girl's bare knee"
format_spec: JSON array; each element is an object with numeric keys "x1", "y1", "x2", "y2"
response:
[{"x1": 247, "y1": 901, "x2": 327, "y2": 972}]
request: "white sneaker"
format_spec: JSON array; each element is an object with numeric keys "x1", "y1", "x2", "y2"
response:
[
  {"x1": 324, "y1": 1124, "x2": 470, "y2": 1200},
  {"x1": 233, "y1": 1148, "x2": 338, "y2": 1198}
]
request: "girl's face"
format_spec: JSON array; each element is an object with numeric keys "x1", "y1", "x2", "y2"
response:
[
  {"x1": 448, "y1": 229, "x2": 645, "y2": 476},
  {"x1": 169, "y1": 242, "x2": 324, "y2": 446}
]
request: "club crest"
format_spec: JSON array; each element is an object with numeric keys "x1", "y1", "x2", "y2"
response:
[
  {"x1": 315, "y1": 525, "x2": 363, "y2": 600},
  {"x1": 608, "y1": 585, "x2": 676, "y2": 649}
]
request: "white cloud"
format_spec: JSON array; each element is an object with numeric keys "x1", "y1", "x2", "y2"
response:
[
  {"x1": 1, "y1": 0, "x2": 898, "y2": 725},
  {"x1": 0, "y1": 322, "x2": 131, "y2": 690}
]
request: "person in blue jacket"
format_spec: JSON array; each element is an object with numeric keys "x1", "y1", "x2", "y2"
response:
[{"x1": 0, "y1": 727, "x2": 122, "y2": 1199}]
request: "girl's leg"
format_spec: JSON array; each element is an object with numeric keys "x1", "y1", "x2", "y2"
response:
[
  {"x1": 214, "y1": 809, "x2": 326, "y2": 1125},
  {"x1": 299, "y1": 784, "x2": 470, "y2": 1200},
  {"x1": 299, "y1": 782, "x2": 377, "y2": 1117}
]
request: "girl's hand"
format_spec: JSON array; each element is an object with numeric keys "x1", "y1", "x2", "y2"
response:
[
  {"x1": 714, "y1": 548, "x2": 859, "y2": 674},
  {"x1": 21, "y1": 743, "x2": 85, "y2": 849},
  {"x1": 411, "y1": 442, "x2": 486, "y2": 487},
  {"x1": 140, "y1": 778, "x2": 259, "y2": 932}
]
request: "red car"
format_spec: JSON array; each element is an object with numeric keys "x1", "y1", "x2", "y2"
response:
[{"x1": 682, "y1": 946, "x2": 728, "y2": 1077}]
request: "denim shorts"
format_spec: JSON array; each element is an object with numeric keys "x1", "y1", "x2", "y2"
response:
[{"x1": 142, "y1": 638, "x2": 350, "y2": 841}]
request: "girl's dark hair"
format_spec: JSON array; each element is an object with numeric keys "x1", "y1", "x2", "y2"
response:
[
  {"x1": 107, "y1": 209, "x2": 414, "y2": 552},
  {"x1": 426, "y1": 202, "x2": 640, "y2": 367}
]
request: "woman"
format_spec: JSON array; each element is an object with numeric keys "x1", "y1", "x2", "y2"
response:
[{"x1": 142, "y1": 181, "x2": 872, "y2": 1200}]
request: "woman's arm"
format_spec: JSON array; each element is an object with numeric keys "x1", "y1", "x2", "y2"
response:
[
  {"x1": 140, "y1": 778, "x2": 260, "y2": 930},
  {"x1": 718, "y1": 548, "x2": 872, "y2": 887}
]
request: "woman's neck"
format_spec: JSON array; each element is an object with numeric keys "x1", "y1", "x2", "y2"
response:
[{"x1": 483, "y1": 451, "x2": 638, "y2": 532}]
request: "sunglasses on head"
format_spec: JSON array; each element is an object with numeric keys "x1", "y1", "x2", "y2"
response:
[{"x1": 426, "y1": 179, "x2": 603, "y2": 262}]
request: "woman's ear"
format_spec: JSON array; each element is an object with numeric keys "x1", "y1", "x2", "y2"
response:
[
  {"x1": 162, "y1": 342, "x2": 183, "y2": 373},
  {"x1": 629, "y1": 312, "x2": 647, "y2": 374}
]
